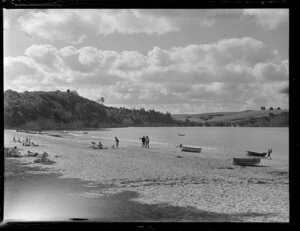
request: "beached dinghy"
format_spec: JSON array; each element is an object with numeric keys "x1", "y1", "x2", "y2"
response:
[
  {"x1": 246, "y1": 151, "x2": 267, "y2": 157},
  {"x1": 181, "y1": 145, "x2": 202, "y2": 153},
  {"x1": 232, "y1": 157, "x2": 261, "y2": 166}
]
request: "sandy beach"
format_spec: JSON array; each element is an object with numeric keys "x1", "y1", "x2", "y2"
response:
[{"x1": 4, "y1": 129, "x2": 289, "y2": 222}]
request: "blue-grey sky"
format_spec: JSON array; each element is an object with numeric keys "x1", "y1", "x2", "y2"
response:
[{"x1": 4, "y1": 9, "x2": 289, "y2": 114}]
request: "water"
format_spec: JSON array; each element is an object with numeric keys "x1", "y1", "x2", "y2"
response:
[{"x1": 68, "y1": 127, "x2": 289, "y2": 163}]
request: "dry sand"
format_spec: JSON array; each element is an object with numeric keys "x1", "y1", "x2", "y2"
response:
[{"x1": 4, "y1": 129, "x2": 289, "y2": 222}]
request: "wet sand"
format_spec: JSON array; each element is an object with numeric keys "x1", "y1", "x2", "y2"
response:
[{"x1": 4, "y1": 129, "x2": 289, "y2": 222}]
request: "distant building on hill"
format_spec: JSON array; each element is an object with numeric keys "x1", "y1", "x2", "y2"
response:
[{"x1": 261, "y1": 106, "x2": 266, "y2": 111}]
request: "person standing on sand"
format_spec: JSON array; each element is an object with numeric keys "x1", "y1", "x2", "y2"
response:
[
  {"x1": 140, "y1": 136, "x2": 145, "y2": 148},
  {"x1": 115, "y1": 137, "x2": 119, "y2": 148},
  {"x1": 13, "y1": 136, "x2": 16, "y2": 142},
  {"x1": 267, "y1": 148, "x2": 272, "y2": 160},
  {"x1": 145, "y1": 136, "x2": 150, "y2": 148}
]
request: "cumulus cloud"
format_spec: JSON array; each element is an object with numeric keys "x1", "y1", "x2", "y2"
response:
[
  {"x1": 17, "y1": 9, "x2": 179, "y2": 44},
  {"x1": 243, "y1": 9, "x2": 288, "y2": 30},
  {"x1": 4, "y1": 37, "x2": 289, "y2": 113}
]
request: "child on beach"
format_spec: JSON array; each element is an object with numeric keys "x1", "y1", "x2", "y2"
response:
[
  {"x1": 115, "y1": 137, "x2": 119, "y2": 148},
  {"x1": 13, "y1": 136, "x2": 16, "y2": 142}
]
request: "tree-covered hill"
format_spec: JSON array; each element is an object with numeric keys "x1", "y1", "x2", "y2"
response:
[
  {"x1": 4, "y1": 89, "x2": 176, "y2": 130},
  {"x1": 4, "y1": 89, "x2": 288, "y2": 130}
]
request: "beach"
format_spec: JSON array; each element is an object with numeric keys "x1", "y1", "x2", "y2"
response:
[{"x1": 4, "y1": 129, "x2": 289, "y2": 222}]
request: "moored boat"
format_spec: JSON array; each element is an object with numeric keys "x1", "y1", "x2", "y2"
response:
[
  {"x1": 232, "y1": 157, "x2": 261, "y2": 166},
  {"x1": 246, "y1": 151, "x2": 267, "y2": 157},
  {"x1": 181, "y1": 145, "x2": 202, "y2": 153},
  {"x1": 178, "y1": 134, "x2": 185, "y2": 136}
]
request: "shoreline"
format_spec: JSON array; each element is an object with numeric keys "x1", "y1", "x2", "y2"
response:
[{"x1": 4, "y1": 129, "x2": 289, "y2": 222}]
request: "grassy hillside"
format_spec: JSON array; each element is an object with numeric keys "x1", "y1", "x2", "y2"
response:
[
  {"x1": 4, "y1": 89, "x2": 176, "y2": 130},
  {"x1": 172, "y1": 110, "x2": 289, "y2": 127},
  {"x1": 4, "y1": 89, "x2": 288, "y2": 129}
]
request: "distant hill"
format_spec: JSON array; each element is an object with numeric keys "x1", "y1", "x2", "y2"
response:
[
  {"x1": 4, "y1": 89, "x2": 288, "y2": 130},
  {"x1": 4, "y1": 89, "x2": 176, "y2": 130},
  {"x1": 172, "y1": 109, "x2": 289, "y2": 127}
]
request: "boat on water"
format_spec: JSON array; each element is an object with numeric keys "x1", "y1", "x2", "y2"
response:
[
  {"x1": 83, "y1": 132, "x2": 88, "y2": 134},
  {"x1": 181, "y1": 145, "x2": 202, "y2": 153},
  {"x1": 246, "y1": 151, "x2": 267, "y2": 157},
  {"x1": 178, "y1": 134, "x2": 185, "y2": 136},
  {"x1": 232, "y1": 157, "x2": 261, "y2": 166}
]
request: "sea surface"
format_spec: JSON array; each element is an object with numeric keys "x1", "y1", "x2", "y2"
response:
[{"x1": 67, "y1": 127, "x2": 289, "y2": 163}]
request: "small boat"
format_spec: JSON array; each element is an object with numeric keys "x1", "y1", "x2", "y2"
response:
[
  {"x1": 181, "y1": 145, "x2": 202, "y2": 153},
  {"x1": 178, "y1": 134, "x2": 185, "y2": 136},
  {"x1": 246, "y1": 151, "x2": 267, "y2": 157},
  {"x1": 83, "y1": 132, "x2": 88, "y2": 134},
  {"x1": 232, "y1": 157, "x2": 261, "y2": 166}
]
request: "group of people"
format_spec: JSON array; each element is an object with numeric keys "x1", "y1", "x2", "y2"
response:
[
  {"x1": 13, "y1": 136, "x2": 21, "y2": 143},
  {"x1": 91, "y1": 141, "x2": 104, "y2": 149},
  {"x1": 140, "y1": 136, "x2": 150, "y2": 148},
  {"x1": 13, "y1": 136, "x2": 37, "y2": 146},
  {"x1": 90, "y1": 137, "x2": 119, "y2": 150}
]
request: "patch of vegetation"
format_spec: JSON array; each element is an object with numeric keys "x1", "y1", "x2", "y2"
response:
[{"x1": 4, "y1": 89, "x2": 183, "y2": 130}]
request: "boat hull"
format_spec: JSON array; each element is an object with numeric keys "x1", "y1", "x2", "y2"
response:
[
  {"x1": 233, "y1": 157, "x2": 261, "y2": 166},
  {"x1": 181, "y1": 146, "x2": 202, "y2": 153},
  {"x1": 246, "y1": 151, "x2": 267, "y2": 157}
]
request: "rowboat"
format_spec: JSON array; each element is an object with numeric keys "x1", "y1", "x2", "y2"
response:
[
  {"x1": 178, "y1": 134, "x2": 185, "y2": 136},
  {"x1": 181, "y1": 145, "x2": 202, "y2": 153},
  {"x1": 246, "y1": 151, "x2": 267, "y2": 157},
  {"x1": 232, "y1": 157, "x2": 261, "y2": 166}
]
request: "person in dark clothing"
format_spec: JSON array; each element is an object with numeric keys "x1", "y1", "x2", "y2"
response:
[
  {"x1": 267, "y1": 148, "x2": 272, "y2": 160},
  {"x1": 115, "y1": 137, "x2": 119, "y2": 148},
  {"x1": 140, "y1": 136, "x2": 146, "y2": 148}
]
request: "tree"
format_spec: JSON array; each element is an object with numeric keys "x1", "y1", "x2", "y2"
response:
[
  {"x1": 261, "y1": 106, "x2": 266, "y2": 111},
  {"x1": 97, "y1": 97, "x2": 105, "y2": 104},
  {"x1": 277, "y1": 107, "x2": 281, "y2": 110},
  {"x1": 269, "y1": 107, "x2": 274, "y2": 110}
]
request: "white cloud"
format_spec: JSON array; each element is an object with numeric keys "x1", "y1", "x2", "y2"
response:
[
  {"x1": 253, "y1": 60, "x2": 289, "y2": 82},
  {"x1": 17, "y1": 9, "x2": 179, "y2": 44},
  {"x1": 4, "y1": 37, "x2": 289, "y2": 113},
  {"x1": 243, "y1": 9, "x2": 288, "y2": 30}
]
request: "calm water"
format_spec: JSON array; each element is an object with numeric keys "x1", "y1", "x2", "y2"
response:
[{"x1": 68, "y1": 127, "x2": 289, "y2": 162}]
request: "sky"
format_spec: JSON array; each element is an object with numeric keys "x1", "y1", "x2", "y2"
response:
[{"x1": 3, "y1": 9, "x2": 289, "y2": 114}]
